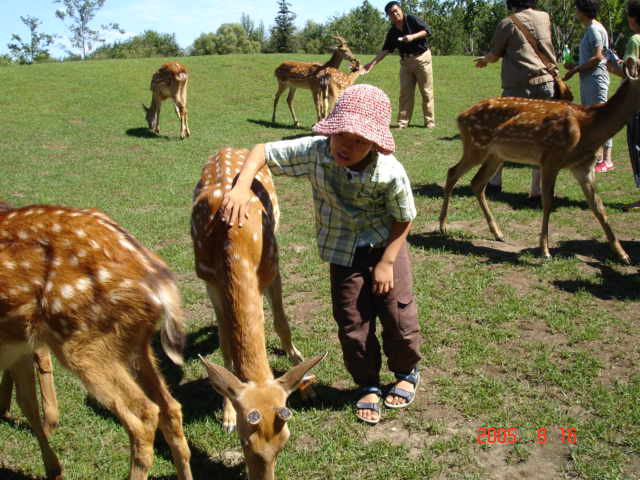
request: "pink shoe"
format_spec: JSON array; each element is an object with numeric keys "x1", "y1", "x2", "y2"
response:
[{"x1": 595, "y1": 162, "x2": 608, "y2": 173}]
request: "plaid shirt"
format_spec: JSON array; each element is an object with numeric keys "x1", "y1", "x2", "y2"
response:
[{"x1": 265, "y1": 136, "x2": 416, "y2": 267}]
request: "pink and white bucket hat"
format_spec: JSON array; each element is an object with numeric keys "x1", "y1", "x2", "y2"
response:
[{"x1": 312, "y1": 84, "x2": 395, "y2": 154}]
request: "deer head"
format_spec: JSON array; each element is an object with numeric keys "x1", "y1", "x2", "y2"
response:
[
  {"x1": 200, "y1": 353, "x2": 325, "y2": 480},
  {"x1": 142, "y1": 103, "x2": 158, "y2": 132}
]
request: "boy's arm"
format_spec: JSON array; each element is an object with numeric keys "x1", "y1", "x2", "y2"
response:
[
  {"x1": 221, "y1": 143, "x2": 266, "y2": 227},
  {"x1": 372, "y1": 220, "x2": 412, "y2": 295}
]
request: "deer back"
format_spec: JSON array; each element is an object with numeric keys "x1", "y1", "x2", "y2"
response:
[
  {"x1": 0, "y1": 205, "x2": 184, "y2": 364},
  {"x1": 151, "y1": 62, "x2": 188, "y2": 100},
  {"x1": 191, "y1": 148, "x2": 280, "y2": 292}
]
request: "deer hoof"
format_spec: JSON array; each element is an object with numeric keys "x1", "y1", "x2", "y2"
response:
[{"x1": 619, "y1": 253, "x2": 631, "y2": 265}]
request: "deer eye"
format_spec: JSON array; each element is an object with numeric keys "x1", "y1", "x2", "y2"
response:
[{"x1": 246, "y1": 409, "x2": 262, "y2": 425}]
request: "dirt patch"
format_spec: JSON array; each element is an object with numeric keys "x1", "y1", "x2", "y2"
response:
[{"x1": 474, "y1": 436, "x2": 577, "y2": 479}]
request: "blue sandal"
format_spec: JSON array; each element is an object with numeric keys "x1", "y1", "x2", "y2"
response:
[
  {"x1": 355, "y1": 386, "x2": 382, "y2": 425},
  {"x1": 384, "y1": 368, "x2": 420, "y2": 409}
]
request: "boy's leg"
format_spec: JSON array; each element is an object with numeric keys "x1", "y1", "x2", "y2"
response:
[
  {"x1": 330, "y1": 261, "x2": 382, "y2": 387},
  {"x1": 375, "y1": 243, "x2": 422, "y2": 405},
  {"x1": 330, "y1": 258, "x2": 382, "y2": 422}
]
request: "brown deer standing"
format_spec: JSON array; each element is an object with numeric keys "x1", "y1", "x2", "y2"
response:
[
  {"x1": 143, "y1": 62, "x2": 190, "y2": 139},
  {"x1": 272, "y1": 35, "x2": 357, "y2": 127},
  {"x1": 317, "y1": 59, "x2": 367, "y2": 119},
  {"x1": 191, "y1": 148, "x2": 324, "y2": 480},
  {"x1": 438, "y1": 62, "x2": 640, "y2": 265},
  {"x1": 0, "y1": 204, "x2": 193, "y2": 480}
]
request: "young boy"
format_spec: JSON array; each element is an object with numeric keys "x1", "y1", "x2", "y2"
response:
[{"x1": 221, "y1": 85, "x2": 422, "y2": 425}]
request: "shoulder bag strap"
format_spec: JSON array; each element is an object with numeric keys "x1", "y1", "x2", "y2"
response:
[{"x1": 510, "y1": 14, "x2": 558, "y2": 77}]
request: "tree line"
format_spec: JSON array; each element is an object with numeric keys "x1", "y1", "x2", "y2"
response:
[{"x1": 3, "y1": 0, "x2": 635, "y2": 65}]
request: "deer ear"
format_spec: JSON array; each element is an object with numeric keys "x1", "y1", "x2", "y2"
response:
[
  {"x1": 276, "y1": 353, "x2": 326, "y2": 396},
  {"x1": 199, "y1": 355, "x2": 245, "y2": 401}
]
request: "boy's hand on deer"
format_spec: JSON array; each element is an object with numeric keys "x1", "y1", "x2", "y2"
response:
[
  {"x1": 372, "y1": 261, "x2": 394, "y2": 295},
  {"x1": 221, "y1": 187, "x2": 252, "y2": 226}
]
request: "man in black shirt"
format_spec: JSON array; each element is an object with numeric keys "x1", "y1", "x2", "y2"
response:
[{"x1": 365, "y1": 1, "x2": 435, "y2": 129}]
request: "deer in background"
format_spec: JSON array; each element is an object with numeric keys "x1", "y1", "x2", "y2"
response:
[
  {"x1": 0, "y1": 204, "x2": 192, "y2": 480},
  {"x1": 191, "y1": 148, "x2": 324, "y2": 480},
  {"x1": 272, "y1": 35, "x2": 357, "y2": 127},
  {"x1": 438, "y1": 61, "x2": 640, "y2": 265},
  {"x1": 317, "y1": 58, "x2": 367, "y2": 118},
  {"x1": 143, "y1": 62, "x2": 190, "y2": 139}
]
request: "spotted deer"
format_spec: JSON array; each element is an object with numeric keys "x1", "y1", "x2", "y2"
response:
[
  {"x1": 143, "y1": 62, "x2": 190, "y2": 139},
  {"x1": 0, "y1": 204, "x2": 192, "y2": 480},
  {"x1": 317, "y1": 59, "x2": 367, "y2": 118},
  {"x1": 272, "y1": 35, "x2": 357, "y2": 127},
  {"x1": 191, "y1": 147, "x2": 324, "y2": 480},
  {"x1": 438, "y1": 61, "x2": 640, "y2": 265}
]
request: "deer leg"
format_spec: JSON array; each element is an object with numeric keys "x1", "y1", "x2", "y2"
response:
[
  {"x1": 286, "y1": 88, "x2": 300, "y2": 127},
  {"x1": 536, "y1": 163, "x2": 561, "y2": 259},
  {"x1": 136, "y1": 345, "x2": 192, "y2": 480},
  {"x1": 206, "y1": 283, "x2": 237, "y2": 432},
  {"x1": 266, "y1": 271, "x2": 303, "y2": 365},
  {"x1": 571, "y1": 164, "x2": 631, "y2": 264},
  {"x1": 470, "y1": 157, "x2": 505, "y2": 241},
  {"x1": 439, "y1": 147, "x2": 486, "y2": 234},
  {"x1": 74, "y1": 357, "x2": 160, "y2": 480},
  {"x1": 34, "y1": 347, "x2": 59, "y2": 436},
  {"x1": 11, "y1": 354, "x2": 62, "y2": 480},
  {"x1": 0, "y1": 370, "x2": 13, "y2": 419},
  {"x1": 272, "y1": 83, "x2": 287, "y2": 125}
]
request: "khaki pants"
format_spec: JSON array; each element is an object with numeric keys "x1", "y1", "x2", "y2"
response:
[{"x1": 398, "y1": 50, "x2": 435, "y2": 127}]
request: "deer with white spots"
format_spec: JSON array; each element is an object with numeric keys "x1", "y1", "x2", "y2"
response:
[
  {"x1": 272, "y1": 35, "x2": 357, "y2": 127},
  {"x1": 0, "y1": 204, "x2": 192, "y2": 480},
  {"x1": 143, "y1": 61, "x2": 190, "y2": 139},
  {"x1": 438, "y1": 61, "x2": 640, "y2": 264},
  {"x1": 317, "y1": 58, "x2": 367, "y2": 119},
  {"x1": 191, "y1": 147, "x2": 324, "y2": 480}
]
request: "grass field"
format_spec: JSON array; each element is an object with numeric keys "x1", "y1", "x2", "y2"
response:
[{"x1": 0, "y1": 53, "x2": 638, "y2": 480}]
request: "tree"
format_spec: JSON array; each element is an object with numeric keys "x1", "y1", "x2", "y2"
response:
[
  {"x1": 269, "y1": 0, "x2": 297, "y2": 52},
  {"x1": 7, "y1": 15, "x2": 56, "y2": 64},
  {"x1": 191, "y1": 24, "x2": 261, "y2": 56},
  {"x1": 326, "y1": 0, "x2": 387, "y2": 54},
  {"x1": 54, "y1": 0, "x2": 124, "y2": 59},
  {"x1": 90, "y1": 30, "x2": 182, "y2": 59},
  {"x1": 241, "y1": 13, "x2": 266, "y2": 44}
]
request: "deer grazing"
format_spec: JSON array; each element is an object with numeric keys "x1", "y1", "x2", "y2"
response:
[
  {"x1": 191, "y1": 148, "x2": 324, "y2": 480},
  {"x1": 438, "y1": 62, "x2": 640, "y2": 265},
  {"x1": 272, "y1": 35, "x2": 357, "y2": 127},
  {"x1": 317, "y1": 59, "x2": 367, "y2": 119},
  {"x1": 0, "y1": 204, "x2": 192, "y2": 480},
  {"x1": 143, "y1": 61, "x2": 190, "y2": 139}
]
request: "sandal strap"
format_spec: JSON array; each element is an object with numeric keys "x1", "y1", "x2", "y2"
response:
[
  {"x1": 355, "y1": 401, "x2": 380, "y2": 413},
  {"x1": 394, "y1": 369, "x2": 419, "y2": 385},
  {"x1": 358, "y1": 385, "x2": 382, "y2": 396},
  {"x1": 386, "y1": 386, "x2": 413, "y2": 401}
]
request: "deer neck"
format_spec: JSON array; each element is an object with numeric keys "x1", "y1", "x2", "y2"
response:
[
  {"x1": 589, "y1": 80, "x2": 639, "y2": 149},
  {"x1": 224, "y1": 275, "x2": 273, "y2": 383},
  {"x1": 324, "y1": 50, "x2": 344, "y2": 69}
]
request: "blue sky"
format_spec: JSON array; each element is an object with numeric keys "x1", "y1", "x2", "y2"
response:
[{"x1": 1, "y1": 0, "x2": 389, "y2": 58}]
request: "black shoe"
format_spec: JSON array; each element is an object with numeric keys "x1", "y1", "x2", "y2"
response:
[{"x1": 485, "y1": 184, "x2": 502, "y2": 194}]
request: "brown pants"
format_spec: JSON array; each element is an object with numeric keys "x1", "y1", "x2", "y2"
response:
[
  {"x1": 398, "y1": 50, "x2": 435, "y2": 127},
  {"x1": 330, "y1": 243, "x2": 422, "y2": 387}
]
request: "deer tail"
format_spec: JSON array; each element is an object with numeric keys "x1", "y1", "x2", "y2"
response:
[{"x1": 158, "y1": 280, "x2": 187, "y2": 365}]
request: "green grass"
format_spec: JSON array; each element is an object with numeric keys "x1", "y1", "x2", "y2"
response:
[{"x1": 0, "y1": 54, "x2": 639, "y2": 479}]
